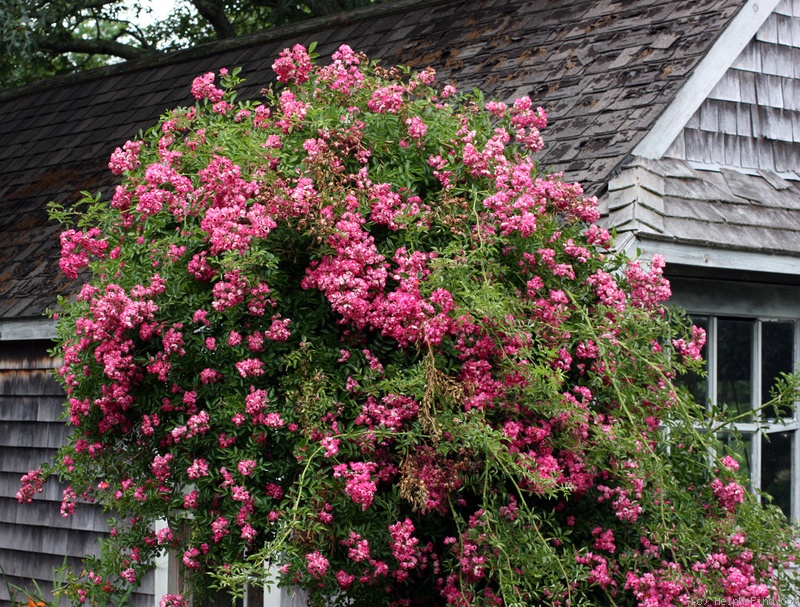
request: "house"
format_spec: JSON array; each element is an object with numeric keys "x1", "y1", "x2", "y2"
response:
[{"x1": 1, "y1": 0, "x2": 798, "y2": 605}]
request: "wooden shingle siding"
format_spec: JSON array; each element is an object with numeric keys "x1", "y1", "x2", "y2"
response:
[
  {"x1": 0, "y1": 339, "x2": 153, "y2": 607},
  {"x1": 666, "y1": 0, "x2": 800, "y2": 171},
  {"x1": 602, "y1": 156, "x2": 800, "y2": 260}
]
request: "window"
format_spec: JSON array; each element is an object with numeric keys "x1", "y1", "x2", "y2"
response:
[
  {"x1": 666, "y1": 273, "x2": 800, "y2": 522},
  {"x1": 154, "y1": 524, "x2": 295, "y2": 607},
  {"x1": 682, "y1": 314, "x2": 799, "y2": 520}
]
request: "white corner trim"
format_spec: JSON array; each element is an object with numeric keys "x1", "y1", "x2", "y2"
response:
[
  {"x1": 153, "y1": 520, "x2": 169, "y2": 607},
  {"x1": 0, "y1": 318, "x2": 57, "y2": 340},
  {"x1": 632, "y1": 0, "x2": 780, "y2": 159},
  {"x1": 263, "y1": 564, "x2": 283, "y2": 607}
]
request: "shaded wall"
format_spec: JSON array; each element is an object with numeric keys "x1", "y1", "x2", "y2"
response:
[{"x1": 0, "y1": 338, "x2": 153, "y2": 607}]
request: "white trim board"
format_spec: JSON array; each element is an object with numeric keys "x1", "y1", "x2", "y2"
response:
[
  {"x1": 0, "y1": 318, "x2": 57, "y2": 340},
  {"x1": 620, "y1": 236, "x2": 800, "y2": 277},
  {"x1": 633, "y1": 0, "x2": 780, "y2": 159},
  {"x1": 153, "y1": 520, "x2": 169, "y2": 607}
]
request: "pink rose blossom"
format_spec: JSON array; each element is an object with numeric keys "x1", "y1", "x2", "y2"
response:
[
  {"x1": 306, "y1": 551, "x2": 330, "y2": 578},
  {"x1": 238, "y1": 459, "x2": 257, "y2": 476}
]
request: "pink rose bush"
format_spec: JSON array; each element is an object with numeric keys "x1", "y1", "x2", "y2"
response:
[{"x1": 33, "y1": 44, "x2": 800, "y2": 607}]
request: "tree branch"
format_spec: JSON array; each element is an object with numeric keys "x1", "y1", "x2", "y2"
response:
[
  {"x1": 188, "y1": 0, "x2": 235, "y2": 38},
  {"x1": 59, "y1": 0, "x2": 122, "y2": 18},
  {"x1": 74, "y1": 0, "x2": 120, "y2": 9},
  {"x1": 33, "y1": 33, "x2": 155, "y2": 60}
]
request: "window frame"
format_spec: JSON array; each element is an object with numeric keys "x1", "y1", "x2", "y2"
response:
[
  {"x1": 699, "y1": 315, "x2": 800, "y2": 521},
  {"x1": 667, "y1": 273, "x2": 800, "y2": 522}
]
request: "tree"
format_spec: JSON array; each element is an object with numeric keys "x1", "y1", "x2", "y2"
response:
[
  {"x1": 22, "y1": 45, "x2": 800, "y2": 607},
  {"x1": 0, "y1": 0, "x2": 378, "y2": 89}
]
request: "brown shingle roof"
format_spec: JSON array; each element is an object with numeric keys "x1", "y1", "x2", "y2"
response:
[{"x1": 0, "y1": 0, "x2": 746, "y2": 319}]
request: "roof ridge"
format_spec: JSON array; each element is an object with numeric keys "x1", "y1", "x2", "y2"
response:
[{"x1": 0, "y1": 0, "x2": 456, "y2": 102}]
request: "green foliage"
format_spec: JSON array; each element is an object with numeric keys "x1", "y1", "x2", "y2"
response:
[{"x1": 0, "y1": 557, "x2": 68, "y2": 607}]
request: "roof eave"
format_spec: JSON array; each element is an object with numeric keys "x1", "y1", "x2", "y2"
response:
[{"x1": 618, "y1": 232, "x2": 800, "y2": 276}]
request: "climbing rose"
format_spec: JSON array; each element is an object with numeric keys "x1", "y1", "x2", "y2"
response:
[{"x1": 32, "y1": 44, "x2": 800, "y2": 607}]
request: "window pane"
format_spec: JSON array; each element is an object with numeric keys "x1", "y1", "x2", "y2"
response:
[
  {"x1": 719, "y1": 432, "x2": 752, "y2": 491},
  {"x1": 717, "y1": 318, "x2": 753, "y2": 420},
  {"x1": 679, "y1": 316, "x2": 708, "y2": 406},
  {"x1": 762, "y1": 320, "x2": 795, "y2": 419},
  {"x1": 761, "y1": 431, "x2": 792, "y2": 519}
]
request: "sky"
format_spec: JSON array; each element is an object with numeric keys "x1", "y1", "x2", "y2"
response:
[
  {"x1": 119, "y1": 0, "x2": 186, "y2": 50},
  {"x1": 123, "y1": 0, "x2": 182, "y2": 28}
]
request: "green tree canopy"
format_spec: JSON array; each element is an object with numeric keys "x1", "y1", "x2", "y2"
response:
[{"x1": 0, "y1": 0, "x2": 378, "y2": 89}]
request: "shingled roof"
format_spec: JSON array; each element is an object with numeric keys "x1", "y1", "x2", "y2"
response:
[{"x1": 0, "y1": 0, "x2": 747, "y2": 321}]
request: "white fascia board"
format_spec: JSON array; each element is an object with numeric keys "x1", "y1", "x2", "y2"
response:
[
  {"x1": 0, "y1": 318, "x2": 57, "y2": 340},
  {"x1": 621, "y1": 236, "x2": 800, "y2": 276},
  {"x1": 633, "y1": 0, "x2": 780, "y2": 159}
]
